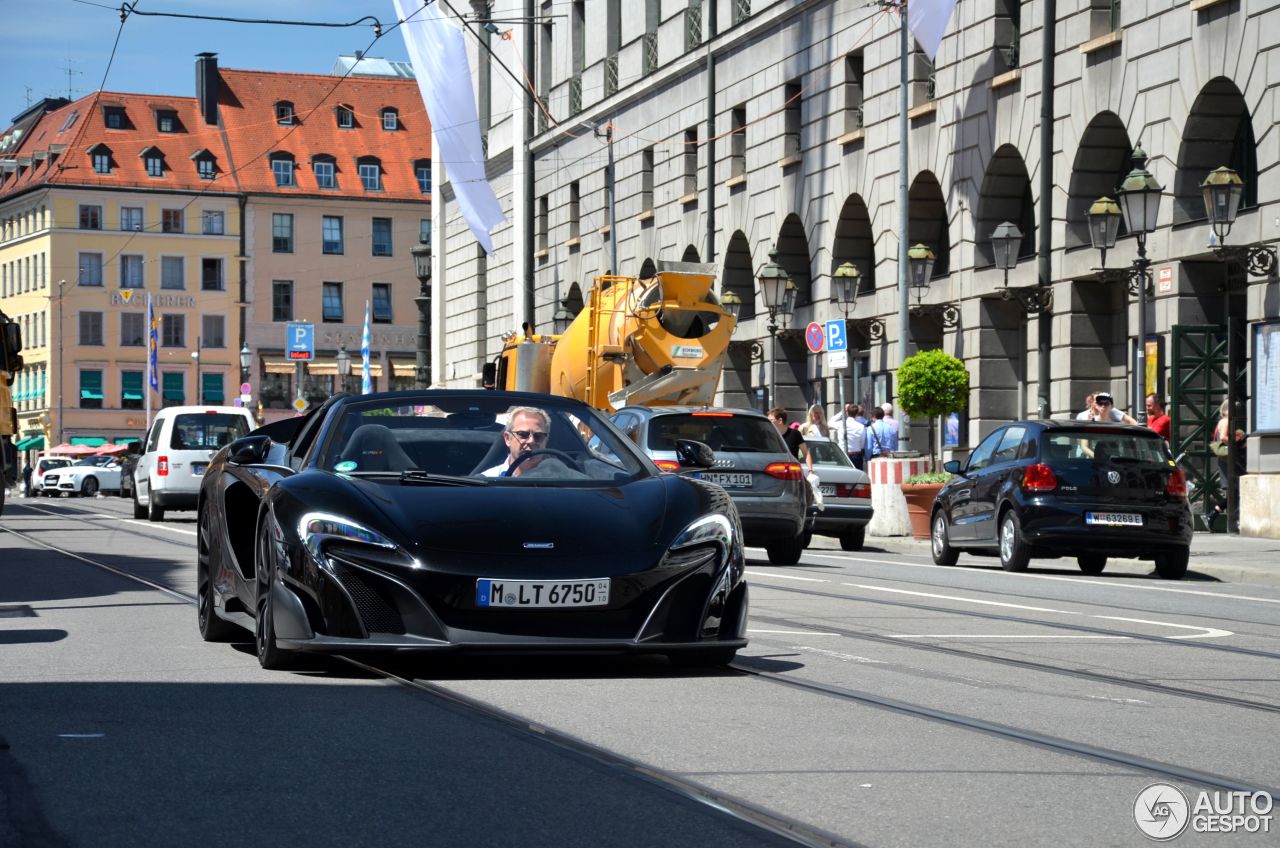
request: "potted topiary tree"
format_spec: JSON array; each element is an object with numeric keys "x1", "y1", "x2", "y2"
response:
[{"x1": 897, "y1": 349, "x2": 970, "y2": 538}]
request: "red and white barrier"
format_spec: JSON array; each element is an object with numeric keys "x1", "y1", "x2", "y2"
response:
[{"x1": 866, "y1": 456, "x2": 932, "y2": 537}]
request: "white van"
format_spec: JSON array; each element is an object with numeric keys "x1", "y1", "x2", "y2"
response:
[{"x1": 133, "y1": 405, "x2": 256, "y2": 521}]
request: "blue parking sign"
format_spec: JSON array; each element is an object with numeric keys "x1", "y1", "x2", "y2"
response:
[
  {"x1": 286, "y1": 322, "x2": 314, "y2": 361},
  {"x1": 825, "y1": 319, "x2": 847, "y2": 352}
]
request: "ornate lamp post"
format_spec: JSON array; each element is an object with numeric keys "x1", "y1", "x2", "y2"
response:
[
  {"x1": 757, "y1": 246, "x2": 793, "y2": 410},
  {"x1": 336, "y1": 344, "x2": 351, "y2": 393},
  {"x1": 411, "y1": 243, "x2": 432, "y2": 389},
  {"x1": 1087, "y1": 197, "x2": 1124, "y2": 269},
  {"x1": 906, "y1": 243, "x2": 936, "y2": 306},
  {"x1": 831, "y1": 261, "x2": 861, "y2": 450},
  {"x1": 552, "y1": 302, "x2": 575, "y2": 335},
  {"x1": 991, "y1": 221, "x2": 1050, "y2": 314},
  {"x1": 239, "y1": 343, "x2": 252, "y2": 393}
]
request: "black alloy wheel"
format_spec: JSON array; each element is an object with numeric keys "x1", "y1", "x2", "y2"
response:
[
  {"x1": 81, "y1": 477, "x2": 99, "y2": 498},
  {"x1": 255, "y1": 520, "x2": 295, "y2": 670},
  {"x1": 998, "y1": 510, "x2": 1031, "y2": 572},
  {"x1": 840, "y1": 526, "x2": 866, "y2": 552},
  {"x1": 931, "y1": 510, "x2": 959, "y2": 566},
  {"x1": 1154, "y1": 548, "x2": 1189, "y2": 580},
  {"x1": 197, "y1": 506, "x2": 238, "y2": 642},
  {"x1": 1076, "y1": 554, "x2": 1107, "y2": 575}
]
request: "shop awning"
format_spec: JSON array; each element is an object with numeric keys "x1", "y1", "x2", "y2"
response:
[
  {"x1": 263, "y1": 357, "x2": 297, "y2": 375},
  {"x1": 307, "y1": 362, "x2": 338, "y2": 376},
  {"x1": 114, "y1": 437, "x2": 140, "y2": 446},
  {"x1": 70, "y1": 436, "x2": 108, "y2": 447},
  {"x1": 14, "y1": 435, "x2": 45, "y2": 450},
  {"x1": 391, "y1": 360, "x2": 417, "y2": 377}
]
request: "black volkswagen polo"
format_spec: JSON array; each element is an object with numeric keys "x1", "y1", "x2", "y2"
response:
[{"x1": 929, "y1": 420, "x2": 1192, "y2": 578}]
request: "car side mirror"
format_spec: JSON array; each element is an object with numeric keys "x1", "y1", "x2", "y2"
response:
[
  {"x1": 943, "y1": 459, "x2": 963, "y2": 476},
  {"x1": 674, "y1": 438, "x2": 715, "y2": 469},
  {"x1": 228, "y1": 435, "x2": 271, "y2": 466}
]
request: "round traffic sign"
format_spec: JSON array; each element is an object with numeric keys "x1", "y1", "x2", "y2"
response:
[{"x1": 805, "y1": 322, "x2": 825, "y2": 353}]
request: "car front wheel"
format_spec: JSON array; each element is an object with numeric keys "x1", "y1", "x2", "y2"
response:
[
  {"x1": 1154, "y1": 548, "x2": 1189, "y2": 580},
  {"x1": 81, "y1": 477, "x2": 99, "y2": 498},
  {"x1": 998, "y1": 510, "x2": 1031, "y2": 572},
  {"x1": 931, "y1": 510, "x2": 959, "y2": 566}
]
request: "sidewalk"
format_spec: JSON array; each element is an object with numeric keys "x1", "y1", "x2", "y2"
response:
[{"x1": 807, "y1": 530, "x2": 1280, "y2": 588}]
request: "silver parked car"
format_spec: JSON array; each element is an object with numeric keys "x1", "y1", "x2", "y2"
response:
[
  {"x1": 611, "y1": 405, "x2": 811, "y2": 564},
  {"x1": 804, "y1": 436, "x2": 873, "y2": 550}
]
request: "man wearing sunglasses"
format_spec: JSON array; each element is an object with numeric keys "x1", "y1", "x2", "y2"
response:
[
  {"x1": 482, "y1": 406, "x2": 553, "y2": 477},
  {"x1": 1078, "y1": 391, "x2": 1138, "y2": 425}
]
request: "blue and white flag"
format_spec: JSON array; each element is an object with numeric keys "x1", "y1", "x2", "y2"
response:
[
  {"x1": 907, "y1": 0, "x2": 958, "y2": 62},
  {"x1": 360, "y1": 300, "x2": 372, "y2": 395},
  {"x1": 394, "y1": 0, "x2": 506, "y2": 254}
]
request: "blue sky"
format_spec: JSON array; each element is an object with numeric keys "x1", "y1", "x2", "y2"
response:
[{"x1": 1, "y1": 0, "x2": 424, "y2": 125}]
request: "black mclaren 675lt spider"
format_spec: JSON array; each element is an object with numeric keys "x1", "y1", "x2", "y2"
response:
[{"x1": 196, "y1": 390, "x2": 748, "y2": 669}]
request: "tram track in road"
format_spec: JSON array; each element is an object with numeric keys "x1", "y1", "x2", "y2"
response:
[{"x1": 2, "y1": 498, "x2": 197, "y2": 550}]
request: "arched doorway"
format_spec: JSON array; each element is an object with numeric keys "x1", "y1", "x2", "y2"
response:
[
  {"x1": 908, "y1": 172, "x2": 950, "y2": 277},
  {"x1": 720, "y1": 231, "x2": 757, "y2": 409},
  {"x1": 638, "y1": 258, "x2": 657, "y2": 280},
  {"x1": 974, "y1": 144, "x2": 1035, "y2": 268},
  {"x1": 1174, "y1": 77, "x2": 1258, "y2": 224},
  {"x1": 1065, "y1": 112, "x2": 1131, "y2": 249},
  {"x1": 682, "y1": 245, "x2": 701, "y2": 263},
  {"x1": 773, "y1": 214, "x2": 812, "y2": 415}
]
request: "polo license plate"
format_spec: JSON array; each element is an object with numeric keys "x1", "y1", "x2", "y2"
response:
[
  {"x1": 1085, "y1": 512, "x2": 1143, "y2": 527},
  {"x1": 476, "y1": 578, "x2": 610, "y2": 609},
  {"x1": 698, "y1": 472, "x2": 752, "y2": 488}
]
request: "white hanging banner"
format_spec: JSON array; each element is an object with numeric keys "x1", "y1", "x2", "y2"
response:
[
  {"x1": 907, "y1": 0, "x2": 959, "y2": 62},
  {"x1": 394, "y1": 0, "x2": 506, "y2": 254}
]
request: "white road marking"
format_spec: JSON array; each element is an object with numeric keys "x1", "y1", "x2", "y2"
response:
[
  {"x1": 744, "y1": 569, "x2": 828, "y2": 583},
  {"x1": 15, "y1": 502, "x2": 197, "y2": 536},
  {"x1": 889, "y1": 634, "x2": 1130, "y2": 639},
  {"x1": 838, "y1": 582, "x2": 1074, "y2": 614},
  {"x1": 1092, "y1": 615, "x2": 1234, "y2": 640},
  {"x1": 746, "y1": 629, "x2": 840, "y2": 636}
]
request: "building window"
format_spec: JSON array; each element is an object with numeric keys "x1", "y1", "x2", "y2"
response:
[
  {"x1": 569, "y1": 182, "x2": 581, "y2": 240},
  {"x1": 683, "y1": 127, "x2": 698, "y2": 194},
  {"x1": 162, "y1": 209, "x2": 184, "y2": 233},
  {"x1": 381, "y1": 109, "x2": 398, "y2": 130},
  {"x1": 162, "y1": 372, "x2": 184, "y2": 408},
  {"x1": 271, "y1": 157, "x2": 294, "y2": 187},
  {"x1": 272, "y1": 281, "x2": 293, "y2": 322},
  {"x1": 162, "y1": 314, "x2": 185, "y2": 348},
  {"x1": 93, "y1": 152, "x2": 111, "y2": 174},
  {"x1": 196, "y1": 156, "x2": 216, "y2": 180},
  {"x1": 912, "y1": 47, "x2": 936, "y2": 105},
  {"x1": 80, "y1": 370, "x2": 104, "y2": 409},
  {"x1": 161, "y1": 256, "x2": 185, "y2": 290},
  {"x1": 272, "y1": 213, "x2": 293, "y2": 252},
  {"x1": 322, "y1": 216, "x2": 344, "y2": 254},
  {"x1": 784, "y1": 80, "x2": 802, "y2": 158},
  {"x1": 79, "y1": 311, "x2": 104, "y2": 346},
  {"x1": 79, "y1": 205, "x2": 102, "y2": 230},
  {"x1": 641, "y1": 147, "x2": 655, "y2": 211},
  {"x1": 372, "y1": 283, "x2": 393, "y2": 323},
  {"x1": 416, "y1": 161, "x2": 431, "y2": 194},
  {"x1": 157, "y1": 111, "x2": 177, "y2": 133},
  {"x1": 995, "y1": 0, "x2": 1020, "y2": 70},
  {"x1": 121, "y1": 312, "x2": 145, "y2": 346},
  {"x1": 322, "y1": 282, "x2": 344, "y2": 322},
  {"x1": 419, "y1": 218, "x2": 431, "y2": 244},
  {"x1": 537, "y1": 195, "x2": 548, "y2": 251},
  {"x1": 120, "y1": 255, "x2": 144, "y2": 288},
  {"x1": 275, "y1": 102, "x2": 294, "y2": 125},
  {"x1": 572, "y1": 1, "x2": 585, "y2": 75},
  {"x1": 359, "y1": 162, "x2": 382, "y2": 191},
  {"x1": 201, "y1": 258, "x2": 224, "y2": 291},
  {"x1": 314, "y1": 160, "x2": 336, "y2": 189},
  {"x1": 78, "y1": 252, "x2": 103, "y2": 287},
  {"x1": 202, "y1": 210, "x2": 224, "y2": 235},
  {"x1": 261, "y1": 372, "x2": 291, "y2": 408},
  {"x1": 337, "y1": 106, "x2": 354, "y2": 129},
  {"x1": 845, "y1": 53, "x2": 865, "y2": 132},
  {"x1": 145, "y1": 155, "x2": 164, "y2": 177},
  {"x1": 120, "y1": 207, "x2": 143, "y2": 232},
  {"x1": 730, "y1": 107, "x2": 746, "y2": 177},
  {"x1": 104, "y1": 108, "x2": 124, "y2": 129},
  {"x1": 202, "y1": 314, "x2": 225, "y2": 348},
  {"x1": 121, "y1": 371, "x2": 144, "y2": 409},
  {"x1": 372, "y1": 218, "x2": 393, "y2": 256}
]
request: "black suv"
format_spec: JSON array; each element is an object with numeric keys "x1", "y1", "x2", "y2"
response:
[
  {"x1": 611, "y1": 406, "x2": 810, "y2": 564},
  {"x1": 929, "y1": 420, "x2": 1193, "y2": 578}
]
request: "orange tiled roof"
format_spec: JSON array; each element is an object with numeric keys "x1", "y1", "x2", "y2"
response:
[{"x1": 0, "y1": 65, "x2": 433, "y2": 203}]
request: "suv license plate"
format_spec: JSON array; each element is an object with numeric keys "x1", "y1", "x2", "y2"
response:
[
  {"x1": 699, "y1": 472, "x2": 752, "y2": 488},
  {"x1": 1085, "y1": 512, "x2": 1142, "y2": 527},
  {"x1": 477, "y1": 579, "x2": 609, "y2": 608}
]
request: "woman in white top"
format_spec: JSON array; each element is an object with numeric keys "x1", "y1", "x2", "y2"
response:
[{"x1": 798, "y1": 404, "x2": 830, "y2": 438}]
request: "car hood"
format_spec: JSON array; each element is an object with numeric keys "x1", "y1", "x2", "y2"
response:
[{"x1": 333, "y1": 474, "x2": 684, "y2": 577}]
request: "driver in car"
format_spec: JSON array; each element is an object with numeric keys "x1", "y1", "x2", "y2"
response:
[{"x1": 482, "y1": 406, "x2": 552, "y2": 477}]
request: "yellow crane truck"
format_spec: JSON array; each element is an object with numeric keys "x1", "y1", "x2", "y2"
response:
[
  {"x1": 1, "y1": 310, "x2": 24, "y2": 516},
  {"x1": 489, "y1": 261, "x2": 737, "y2": 411}
]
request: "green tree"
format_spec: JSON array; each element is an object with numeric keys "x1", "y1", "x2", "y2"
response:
[{"x1": 897, "y1": 349, "x2": 969, "y2": 471}]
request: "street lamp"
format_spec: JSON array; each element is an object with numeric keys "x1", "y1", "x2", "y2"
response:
[
  {"x1": 239, "y1": 343, "x2": 252, "y2": 392},
  {"x1": 831, "y1": 261, "x2": 861, "y2": 451},
  {"x1": 336, "y1": 343, "x2": 351, "y2": 393},
  {"x1": 1201, "y1": 165, "x2": 1278, "y2": 276},
  {"x1": 411, "y1": 243, "x2": 432, "y2": 389},
  {"x1": 991, "y1": 222, "x2": 1021, "y2": 287},
  {"x1": 757, "y1": 246, "x2": 792, "y2": 410},
  {"x1": 191, "y1": 337, "x2": 200, "y2": 404},
  {"x1": 56, "y1": 279, "x2": 65, "y2": 445},
  {"x1": 1087, "y1": 197, "x2": 1123, "y2": 268},
  {"x1": 906, "y1": 243, "x2": 936, "y2": 305},
  {"x1": 720, "y1": 290, "x2": 742, "y2": 321},
  {"x1": 1090, "y1": 143, "x2": 1163, "y2": 425},
  {"x1": 552, "y1": 302, "x2": 575, "y2": 335}
]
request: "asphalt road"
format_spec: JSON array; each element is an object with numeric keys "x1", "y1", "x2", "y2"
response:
[{"x1": 3, "y1": 495, "x2": 1279, "y2": 848}]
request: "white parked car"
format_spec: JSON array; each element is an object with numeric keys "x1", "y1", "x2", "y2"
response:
[
  {"x1": 804, "y1": 436, "x2": 874, "y2": 551},
  {"x1": 133, "y1": 405, "x2": 256, "y2": 521},
  {"x1": 32, "y1": 457, "x2": 73, "y2": 494},
  {"x1": 44, "y1": 455, "x2": 124, "y2": 497}
]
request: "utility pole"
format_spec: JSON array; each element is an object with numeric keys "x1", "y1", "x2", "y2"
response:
[
  {"x1": 895, "y1": 2, "x2": 912, "y2": 449},
  {"x1": 1036, "y1": 0, "x2": 1056, "y2": 419},
  {"x1": 596, "y1": 122, "x2": 617, "y2": 274}
]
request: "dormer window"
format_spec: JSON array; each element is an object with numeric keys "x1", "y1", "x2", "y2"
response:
[
  {"x1": 269, "y1": 153, "x2": 295, "y2": 187},
  {"x1": 336, "y1": 105, "x2": 355, "y2": 129},
  {"x1": 312, "y1": 155, "x2": 337, "y2": 189},
  {"x1": 87, "y1": 143, "x2": 113, "y2": 175},
  {"x1": 275, "y1": 101, "x2": 295, "y2": 126},
  {"x1": 190, "y1": 149, "x2": 217, "y2": 180},
  {"x1": 140, "y1": 146, "x2": 165, "y2": 178},
  {"x1": 414, "y1": 159, "x2": 431, "y2": 194},
  {"x1": 381, "y1": 108, "x2": 398, "y2": 131},
  {"x1": 104, "y1": 106, "x2": 126, "y2": 129},
  {"x1": 357, "y1": 157, "x2": 382, "y2": 191},
  {"x1": 156, "y1": 110, "x2": 179, "y2": 133}
]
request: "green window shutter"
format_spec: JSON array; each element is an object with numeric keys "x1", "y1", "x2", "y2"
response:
[
  {"x1": 202, "y1": 373, "x2": 225, "y2": 403},
  {"x1": 80, "y1": 370, "x2": 103, "y2": 400},
  {"x1": 122, "y1": 371, "x2": 144, "y2": 401},
  {"x1": 162, "y1": 372, "x2": 185, "y2": 402},
  {"x1": 69, "y1": 436, "x2": 109, "y2": 447}
]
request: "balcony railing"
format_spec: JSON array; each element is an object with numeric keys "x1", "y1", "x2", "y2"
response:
[
  {"x1": 569, "y1": 74, "x2": 582, "y2": 116},
  {"x1": 604, "y1": 55, "x2": 619, "y2": 98},
  {"x1": 685, "y1": 6, "x2": 702, "y2": 50},
  {"x1": 644, "y1": 31, "x2": 658, "y2": 73},
  {"x1": 733, "y1": 0, "x2": 751, "y2": 24}
]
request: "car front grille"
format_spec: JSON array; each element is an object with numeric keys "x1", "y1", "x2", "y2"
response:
[{"x1": 330, "y1": 561, "x2": 406, "y2": 635}]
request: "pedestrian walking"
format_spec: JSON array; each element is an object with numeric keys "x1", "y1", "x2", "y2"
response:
[{"x1": 21, "y1": 460, "x2": 33, "y2": 497}]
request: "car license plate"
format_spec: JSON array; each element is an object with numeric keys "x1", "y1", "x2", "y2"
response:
[
  {"x1": 1085, "y1": 512, "x2": 1143, "y2": 526},
  {"x1": 819, "y1": 484, "x2": 835, "y2": 496},
  {"x1": 476, "y1": 578, "x2": 610, "y2": 608},
  {"x1": 192, "y1": 464, "x2": 207, "y2": 476},
  {"x1": 698, "y1": 472, "x2": 752, "y2": 488}
]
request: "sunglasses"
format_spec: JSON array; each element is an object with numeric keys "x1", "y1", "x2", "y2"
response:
[
  {"x1": 508, "y1": 429, "x2": 548, "y2": 442},
  {"x1": 1097, "y1": 400, "x2": 1113, "y2": 406}
]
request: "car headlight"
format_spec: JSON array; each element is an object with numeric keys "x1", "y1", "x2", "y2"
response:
[
  {"x1": 666, "y1": 513, "x2": 735, "y2": 568},
  {"x1": 299, "y1": 512, "x2": 398, "y2": 565}
]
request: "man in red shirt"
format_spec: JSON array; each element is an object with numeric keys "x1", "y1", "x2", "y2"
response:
[{"x1": 1146, "y1": 394, "x2": 1171, "y2": 441}]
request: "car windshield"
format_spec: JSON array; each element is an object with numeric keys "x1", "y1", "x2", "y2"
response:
[
  {"x1": 1044, "y1": 429, "x2": 1172, "y2": 463},
  {"x1": 170, "y1": 413, "x2": 251, "y2": 450},
  {"x1": 317, "y1": 394, "x2": 649, "y2": 484},
  {"x1": 807, "y1": 439, "x2": 854, "y2": 467},
  {"x1": 646, "y1": 412, "x2": 783, "y2": 454}
]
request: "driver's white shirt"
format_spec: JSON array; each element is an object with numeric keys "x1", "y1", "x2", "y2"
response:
[{"x1": 481, "y1": 459, "x2": 512, "y2": 477}]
